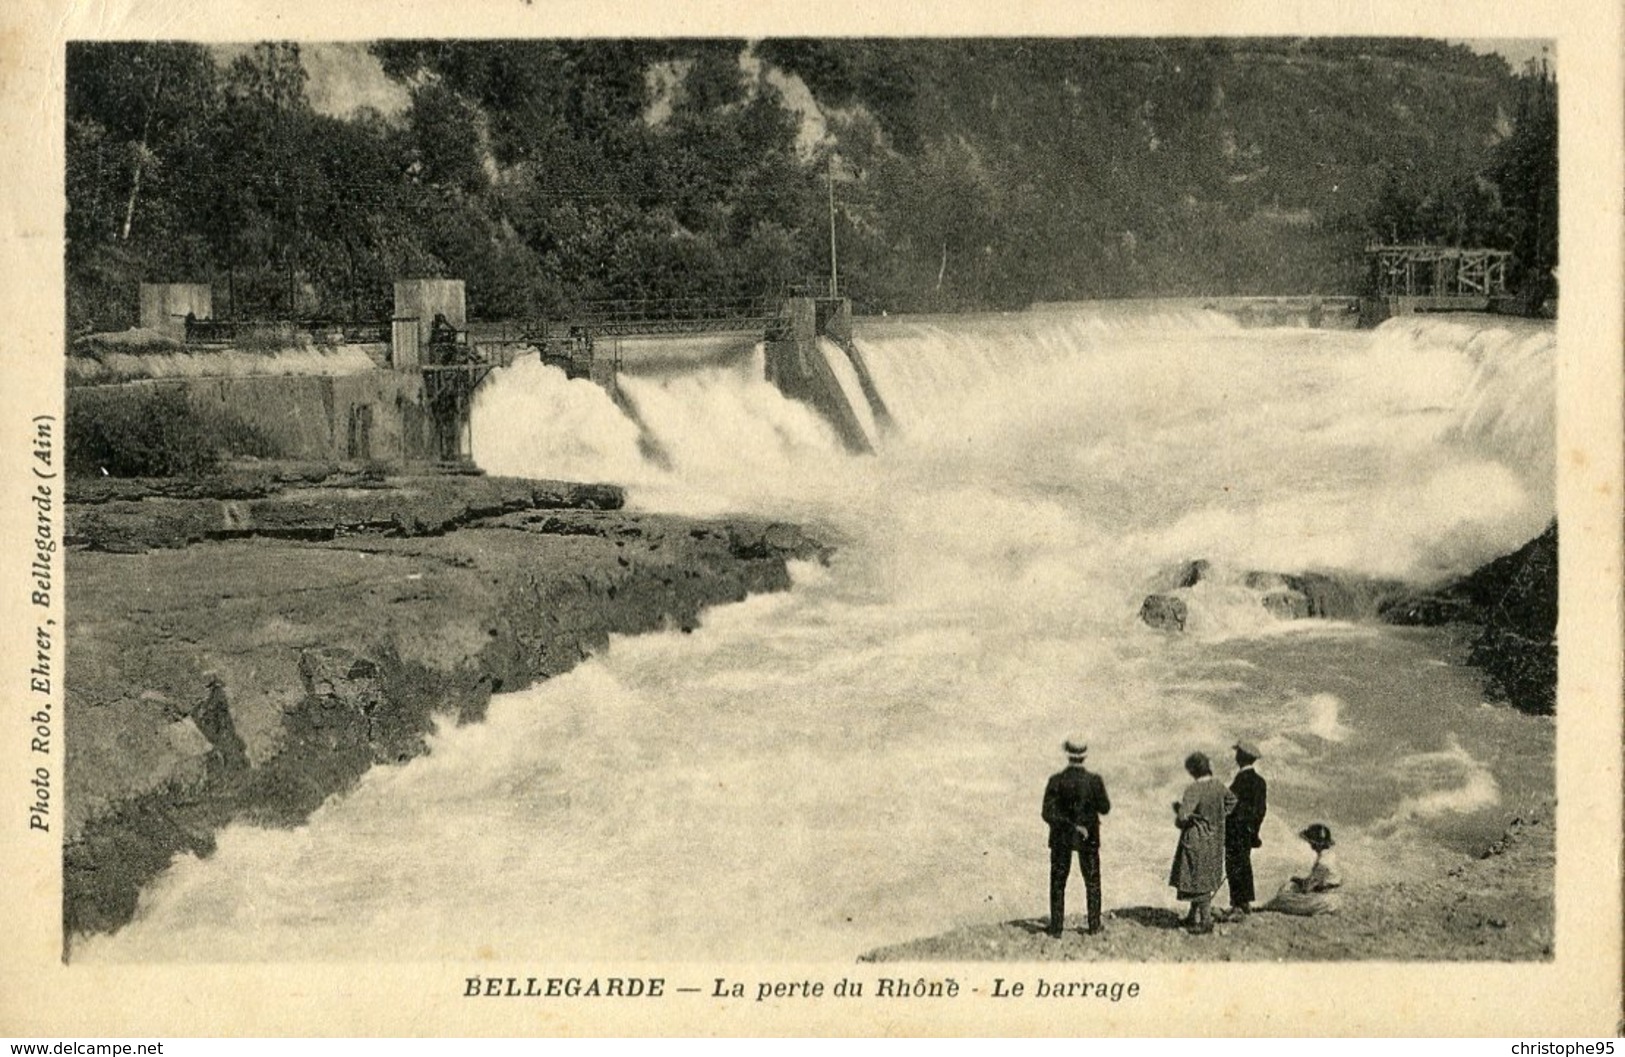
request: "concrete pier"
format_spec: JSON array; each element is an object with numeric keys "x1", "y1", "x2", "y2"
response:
[{"x1": 764, "y1": 296, "x2": 891, "y2": 454}]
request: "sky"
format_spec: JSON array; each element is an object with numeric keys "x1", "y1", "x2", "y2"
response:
[{"x1": 1456, "y1": 38, "x2": 1552, "y2": 72}]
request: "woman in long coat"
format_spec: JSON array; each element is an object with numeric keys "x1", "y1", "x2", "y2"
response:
[{"x1": 1169, "y1": 751, "x2": 1237, "y2": 934}]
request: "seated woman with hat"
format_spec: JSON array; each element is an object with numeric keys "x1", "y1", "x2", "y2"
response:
[{"x1": 1262, "y1": 822, "x2": 1343, "y2": 916}]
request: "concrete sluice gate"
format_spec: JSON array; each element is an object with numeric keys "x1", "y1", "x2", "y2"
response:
[
  {"x1": 471, "y1": 296, "x2": 890, "y2": 471},
  {"x1": 613, "y1": 333, "x2": 762, "y2": 375}
]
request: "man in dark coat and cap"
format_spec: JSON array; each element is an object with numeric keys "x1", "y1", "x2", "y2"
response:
[
  {"x1": 1042, "y1": 736, "x2": 1112, "y2": 936},
  {"x1": 1224, "y1": 740, "x2": 1268, "y2": 917}
]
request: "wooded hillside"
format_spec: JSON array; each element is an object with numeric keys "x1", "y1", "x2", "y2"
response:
[{"x1": 65, "y1": 38, "x2": 1556, "y2": 329}]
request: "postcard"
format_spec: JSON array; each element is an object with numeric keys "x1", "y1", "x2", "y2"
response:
[{"x1": 1, "y1": 0, "x2": 1619, "y2": 1038}]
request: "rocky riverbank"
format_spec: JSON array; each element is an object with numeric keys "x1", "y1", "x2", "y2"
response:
[
  {"x1": 863, "y1": 799, "x2": 1555, "y2": 963},
  {"x1": 1395, "y1": 523, "x2": 1558, "y2": 716},
  {"x1": 63, "y1": 465, "x2": 830, "y2": 943}
]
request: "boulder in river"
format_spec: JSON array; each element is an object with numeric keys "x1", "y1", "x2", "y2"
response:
[
  {"x1": 1174, "y1": 559, "x2": 1210, "y2": 588},
  {"x1": 1140, "y1": 593, "x2": 1188, "y2": 631},
  {"x1": 1260, "y1": 590, "x2": 1310, "y2": 620}
]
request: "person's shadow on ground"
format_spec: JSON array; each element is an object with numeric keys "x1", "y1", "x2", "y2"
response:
[
  {"x1": 1009, "y1": 919, "x2": 1056, "y2": 935},
  {"x1": 1113, "y1": 905, "x2": 1187, "y2": 930},
  {"x1": 1008, "y1": 907, "x2": 1187, "y2": 934}
]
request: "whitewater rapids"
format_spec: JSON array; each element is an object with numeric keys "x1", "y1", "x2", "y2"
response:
[{"x1": 79, "y1": 307, "x2": 1555, "y2": 962}]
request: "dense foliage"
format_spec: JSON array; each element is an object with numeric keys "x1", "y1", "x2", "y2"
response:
[
  {"x1": 66, "y1": 38, "x2": 1556, "y2": 330},
  {"x1": 65, "y1": 386, "x2": 278, "y2": 477},
  {"x1": 1359, "y1": 56, "x2": 1557, "y2": 306}
]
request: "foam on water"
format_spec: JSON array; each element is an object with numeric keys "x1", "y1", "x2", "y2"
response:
[
  {"x1": 1375, "y1": 735, "x2": 1504, "y2": 831},
  {"x1": 1304, "y1": 692, "x2": 1354, "y2": 743},
  {"x1": 472, "y1": 354, "x2": 653, "y2": 486},
  {"x1": 78, "y1": 307, "x2": 1555, "y2": 962}
]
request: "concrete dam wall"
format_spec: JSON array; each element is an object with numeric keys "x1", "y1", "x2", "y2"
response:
[{"x1": 68, "y1": 370, "x2": 438, "y2": 466}]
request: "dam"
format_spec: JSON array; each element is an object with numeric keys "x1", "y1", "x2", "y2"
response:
[
  {"x1": 75, "y1": 301, "x2": 1556, "y2": 963},
  {"x1": 69, "y1": 279, "x2": 889, "y2": 470}
]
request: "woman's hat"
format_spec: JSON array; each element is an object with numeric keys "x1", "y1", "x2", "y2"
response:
[
  {"x1": 1234, "y1": 740, "x2": 1261, "y2": 760},
  {"x1": 1299, "y1": 823, "x2": 1335, "y2": 846},
  {"x1": 1063, "y1": 737, "x2": 1088, "y2": 758}
]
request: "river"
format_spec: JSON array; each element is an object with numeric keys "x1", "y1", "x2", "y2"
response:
[{"x1": 79, "y1": 306, "x2": 1555, "y2": 961}]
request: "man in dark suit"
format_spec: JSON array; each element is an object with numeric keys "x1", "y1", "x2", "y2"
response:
[
  {"x1": 1042, "y1": 736, "x2": 1112, "y2": 936},
  {"x1": 1224, "y1": 740, "x2": 1268, "y2": 917}
]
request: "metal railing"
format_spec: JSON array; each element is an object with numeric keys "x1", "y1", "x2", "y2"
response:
[
  {"x1": 573, "y1": 296, "x2": 780, "y2": 335},
  {"x1": 177, "y1": 280, "x2": 849, "y2": 349},
  {"x1": 183, "y1": 317, "x2": 391, "y2": 346}
]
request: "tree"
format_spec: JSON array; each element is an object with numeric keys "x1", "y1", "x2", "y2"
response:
[
  {"x1": 1494, "y1": 58, "x2": 1557, "y2": 306},
  {"x1": 66, "y1": 42, "x2": 220, "y2": 329},
  {"x1": 65, "y1": 38, "x2": 1544, "y2": 331},
  {"x1": 66, "y1": 42, "x2": 221, "y2": 244}
]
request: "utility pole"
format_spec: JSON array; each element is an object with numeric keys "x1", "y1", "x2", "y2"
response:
[{"x1": 827, "y1": 155, "x2": 839, "y2": 298}]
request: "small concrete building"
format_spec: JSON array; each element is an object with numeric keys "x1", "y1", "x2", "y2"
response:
[{"x1": 392, "y1": 279, "x2": 466, "y2": 369}]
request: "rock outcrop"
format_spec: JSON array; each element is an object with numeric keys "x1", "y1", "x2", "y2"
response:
[
  {"x1": 66, "y1": 466, "x2": 624, "y2": 552},
  {"x1": 63, "y1": 469, "x2": 831, "y2": 941},
  {"x1": 1385, "y1": 523, "x2": 1557, "y2": 715},
  {"x1": 1139, "y1": 523, "x2": 1557, "y2": 714}
]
